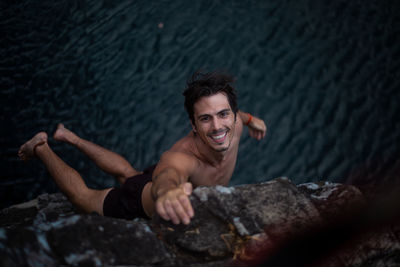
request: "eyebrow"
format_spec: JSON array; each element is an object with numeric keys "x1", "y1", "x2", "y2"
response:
[
  {"x1": 197, "y1": 109, "x2": 231, "y2": 119},
  {"x1": 217, "y1": 109, "x2": 231, "y2": 115}
]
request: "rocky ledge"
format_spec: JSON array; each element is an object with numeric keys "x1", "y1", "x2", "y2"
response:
[{"x1": 1, "y1": 178, "x2": 400, "y2": 266}]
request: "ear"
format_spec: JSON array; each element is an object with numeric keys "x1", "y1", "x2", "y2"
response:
[{"x1": 190, "y1": 121, "x2": 197, "y2": 133}]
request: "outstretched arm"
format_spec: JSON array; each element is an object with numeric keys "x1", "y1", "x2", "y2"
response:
[
  {"x1": 151, "y1": 151, "x2": 196, "y2": 225},
  {"x1": 238, "y1": 110, "x2": 267, "y2": 140}
]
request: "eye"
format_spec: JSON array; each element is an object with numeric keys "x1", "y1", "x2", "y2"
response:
[
  {"x1": 219, "y1": 111, "x2": 229, "y2": 118},
  {"x1": 200, "y1": 116, "x2": 210, "y2": 122}
]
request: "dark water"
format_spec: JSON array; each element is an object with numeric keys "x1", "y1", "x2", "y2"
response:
[{"x1": 1, "y1": 0, "x2": 400, "y2": 208}]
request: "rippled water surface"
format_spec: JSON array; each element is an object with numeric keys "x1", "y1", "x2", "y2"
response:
[{"x1": 1, "y1": 0, "x2": 400, "y2": 208}]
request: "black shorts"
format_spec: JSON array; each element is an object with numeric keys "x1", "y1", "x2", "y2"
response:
[{"x1": 103, "y1": 165, "x2": 156, "y2": 220}]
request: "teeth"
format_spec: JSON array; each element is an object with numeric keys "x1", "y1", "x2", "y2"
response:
[{"x1": 211, "y1": 133, "x2": 226, "y2": 140}]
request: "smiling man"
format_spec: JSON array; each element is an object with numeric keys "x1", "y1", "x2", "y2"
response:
[{"x1": 18, "y1": 71, "x2": 266, "y2": 225}]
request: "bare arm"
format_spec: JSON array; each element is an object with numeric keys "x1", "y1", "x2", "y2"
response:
[
  {"x1": 151, "y1": 151, "x2": 196, "y2": 225},
  {"x1": 238, "y1": 110, "x2": 267, "y2": 140}
]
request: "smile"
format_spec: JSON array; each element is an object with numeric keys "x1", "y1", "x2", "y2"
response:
[{"x1": 209, "y1": 131, "x2": 227, "y2": 143}]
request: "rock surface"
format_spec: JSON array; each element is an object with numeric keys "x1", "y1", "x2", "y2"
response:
[{"x1": 1, "y1": 178, "x2": 400, "y2": 266}]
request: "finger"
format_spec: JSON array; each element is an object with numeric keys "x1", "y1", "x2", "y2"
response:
[
  {"x1": 257, "y1": 131, "x2": 262, "y2": 140},
  {"x1": 164, "y1": 200, "x2": 180, "y2": 224},
  {"x1": 172, "y1": 199, "x2": 190, "y2": 224},
  {"x1": 156, "y1": 201, "x2": 170, "y2": 221},
  {"x1": 249, "y1": 130, "x2": 255, "y2": 139},
  {"x1": 183, "y1": 182, "x2": 193, "y2": 195},
  {"x1": 253, "y1": 130, "x2": 259, "y2": 140},
  {"x1": 179, "y1": 194, "x2": 194, "y2": 218}
]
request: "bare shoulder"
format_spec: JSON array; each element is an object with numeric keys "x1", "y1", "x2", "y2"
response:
[
  {"x1": 169, "y1": 132, "x2": 195, "y2": 151},
  {"x1": 160, "y1": 150, "x2": 197, "y2": 164},
  {"x1": 154, "y1": 134, "x2": 199, "y2": 176}
]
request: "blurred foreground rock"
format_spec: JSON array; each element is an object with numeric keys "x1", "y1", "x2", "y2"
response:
[{"x1": 1, "y1": 178, "x2": 400, "y2": 266}]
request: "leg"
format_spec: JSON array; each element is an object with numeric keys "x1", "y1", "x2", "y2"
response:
[
  {"x1": 53, "y1": 124, "x2": 140, "y2": 184},
  {"x1": 19, "y1": 132, "x2": 111, "y2": 215}
]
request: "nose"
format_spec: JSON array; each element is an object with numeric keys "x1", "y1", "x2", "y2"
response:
[{"x1": 211, "y1": 117, "x2": 222, "y2": 131}]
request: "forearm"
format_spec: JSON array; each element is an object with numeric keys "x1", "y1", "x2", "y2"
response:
[
  {"x1": 152, "y1": 167, "x2": 194, "y2": 225},
  {"x1": 238, "y1": 110, "x2": 251, "y2": 125},
  {"x1": 238, "y1": 110, "x2": 267, "y2": 140},
  {"x1": 151, "y1": 168, "x2": 185, "y2": 200}
]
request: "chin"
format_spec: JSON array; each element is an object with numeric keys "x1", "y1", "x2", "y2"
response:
[{"x1": 213, "y1": 145, "x2": 229, "y2": 152}]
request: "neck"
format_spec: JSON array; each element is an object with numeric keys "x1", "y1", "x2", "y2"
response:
[{"x1": 193, "y1": 134, "x2": 227, "y2": 166}]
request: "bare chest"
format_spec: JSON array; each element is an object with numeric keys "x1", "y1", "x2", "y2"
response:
[{"x1": 190, "y1": 158, "x2": 237, "y2": 187}]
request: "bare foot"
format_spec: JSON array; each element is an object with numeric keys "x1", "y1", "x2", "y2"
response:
[
  {"x1": 18, "y1": 132, "x2": 48, "y2": 161},
  {"x1": 53, "y1": 123, "x2": 78, "y2": 144}
]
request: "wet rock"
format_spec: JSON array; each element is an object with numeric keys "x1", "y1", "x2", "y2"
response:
[{"x1": 1, "y1": 179, "x2": 400, "y2": 266}]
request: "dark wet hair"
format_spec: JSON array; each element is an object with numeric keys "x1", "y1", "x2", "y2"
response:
[{"x1": 183, "y1": 71, "x2": 238, "y2": 124}]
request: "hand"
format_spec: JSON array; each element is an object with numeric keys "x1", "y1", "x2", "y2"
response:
[
  {"x1": 155, "y1": 182, "x2": 194, "y2": 225},
  {"x1": 248, "y1": 116, "x2": 267, "y2": 140}
]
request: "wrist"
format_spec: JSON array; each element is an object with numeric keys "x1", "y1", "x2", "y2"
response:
[
  {"x1": 153, "y1": 182, "x2": 178, "y2": 200},
  {"x1": 245, "y1": 113, "x2": 253, "y2": 126}
]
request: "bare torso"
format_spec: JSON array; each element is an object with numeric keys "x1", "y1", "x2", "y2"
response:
[{"x1": 160, "y1": 114, "x2": 243, "y2": 187}]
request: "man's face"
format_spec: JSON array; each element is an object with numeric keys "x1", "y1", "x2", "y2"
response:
[{"x1": 192, "y1": 93, "x2": 236, "y2": 153}]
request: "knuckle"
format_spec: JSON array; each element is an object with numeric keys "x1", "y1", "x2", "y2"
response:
[
  {"x1": 183, "y1": 199, "x2": 192, "y2": 208},
  {"x1": 171, "y1": 199, "x2": 180, "y2": 207},
  {"x1": 178, "y1": 194, "x2": 187, "y2": 202},
  {"x1": 166, "y1": 208, "x2": 175, "y2": 217},
  {"x1": 166, "y1": 210, "x2": 176, "y2": 221},
  {"x1": 176, "y1": 210, "x2": 186, "y2": 218},
  {"x1": 164, "y1": 199, "x2": 171, "y2": 207}
]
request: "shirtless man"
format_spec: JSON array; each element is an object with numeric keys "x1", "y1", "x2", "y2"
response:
[{"x1": 18, "y1": 71, "x2": 266, "y2": 225}]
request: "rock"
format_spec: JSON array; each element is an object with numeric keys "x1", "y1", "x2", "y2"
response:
[
  {"x1": 1, "y1": 179, "x2": 400, "y2": 266},
  {"x1": 0, "y1": 194, "x2": 171, "y2": 266}
]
